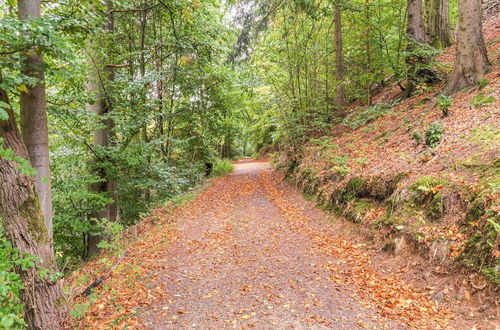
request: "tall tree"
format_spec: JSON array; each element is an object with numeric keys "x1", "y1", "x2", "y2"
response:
[
  {"x1": 0, "y1": 71, "x2": 67, "y2": 330},
  {"x1": 442, "y1": 0, "x2": 490, "y2": 95},
  {"x1": 423, "y1": 0, "x2": 451, "y2": 48},
  {"x1": 85, "y1": 0, "x2": 117, "y2": 257},
  {"x1": 334, "y1": 3, "x2": 345, "y2": 114},
  {"x1": 17, "y1": 0, "x2": 53, "y2": 237}
]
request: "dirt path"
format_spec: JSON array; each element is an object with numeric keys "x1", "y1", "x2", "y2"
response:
[{"x1": 137, "y1": 160, "x2": 454, "y2": 329}]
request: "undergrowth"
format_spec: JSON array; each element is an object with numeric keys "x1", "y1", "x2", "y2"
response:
[{"x1": 212, "y1": 159, "x2": 234, "y2": 177}]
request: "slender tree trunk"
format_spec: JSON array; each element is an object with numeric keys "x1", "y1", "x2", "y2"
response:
[
  {"x1": 423, "y1": 0, "x2": 451, "y2": 48},
  {"x1": 17, "y1": 0, "x2": 53, "y2": 238},
  {"x1": 334, "y1": 4, "x2": 345, "y2": 114},
  {"x1": 365, "y1": 0, "x2": 372, "y2": 106},
  {"x1": 0, "y1": 71, "x2": 67, "y2": 330},
  {"x1": 85, "y1": 0, "x2": 117, "y2": 257},
  {"x1": 442, "y1": 0, "x2": 490, "y2": 95}
]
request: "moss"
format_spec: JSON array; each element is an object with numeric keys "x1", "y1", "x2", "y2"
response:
[
  {"x1": 18, "y1": 196, "x2": 49, "y2": 244},
  {"x1": 470, "y1": 93, "x2": 495, "y2": 108},
  {"x1": 409, "y1": 176, "x2": 448, "y2": 192},
  {"x1": 426, "y1": 192, "x2": 445, "y2": 221},
  {"x1": 470, "y1": 125, "x2": 500, "y2": 151},
  {"x1": 344, "y1": 199, "x2": 373, "y2": 223}
]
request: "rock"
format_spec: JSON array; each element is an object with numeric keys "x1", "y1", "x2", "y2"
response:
[
  {"x1": 477, "y1": 305, "x2": 489, "y2": 313},
  {"x1": 394, "y1": 236, "x2": 407, "y2": 255},
  {"x1": 432, "y1": 291, "x2": 445, "y2": 301}
]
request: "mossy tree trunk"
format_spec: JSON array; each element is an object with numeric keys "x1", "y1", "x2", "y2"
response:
[
  {"x1": 0, "y1": 72, "x2": 67, "y2": 329},
  {"x1": 17, "y1": 0, "x2": 53, "y2": 238},
  {"x1": 423, "y1": 0, "x2": 451, "y2": 48},
  {"x1": 404, "y1": 0, "x2": 435, "y2": 97},
  {"x1": 442, "y1": 0, "x2": 490, "y2": 95}
]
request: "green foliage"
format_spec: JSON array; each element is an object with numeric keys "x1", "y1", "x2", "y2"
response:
[
  {"x1": 412, "y1": 131, "x2": 422, "y2": 145},
  {"x1": 477, "y1": 78, "x2": 489, "y2": 89},
  {"x1": 0, "y1": 235, "x2": 26, "y2": 329},
  {"x1": 409, "y1": 176, "x2": 448, "y2": 193},
  {"x1": 0, "y1": 138, "x2": 36, "y2": 176},
  {"x1": 212, "y1": 159, "x2": 234, "y2": 177},
  {"x1": 343, "y1": 103, "x2": 395, "y2": 129},
  {"x1": 470, "y1": 93, "x2": 495, "y2": 108},
  {"x1": 437, "y1": 94, "x2": 452, "y2": 117},
  {"x1": 424, "y1": 121, "x2": 444, "y2": 148}
]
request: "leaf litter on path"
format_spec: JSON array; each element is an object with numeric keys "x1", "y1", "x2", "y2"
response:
[{"x1": 68, "y1": 161, "x2": 456, "y2": 329}]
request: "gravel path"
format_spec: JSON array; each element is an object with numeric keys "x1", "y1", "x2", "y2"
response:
[{"x1": 142, "y1": 161, "x2": 409, "y2": 329}]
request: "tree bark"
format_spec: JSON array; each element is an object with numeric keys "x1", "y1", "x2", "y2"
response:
[
  {"x1": 85, "y1": 0, "x2": 117, "y2": 257},
  {"x1": 407, "y1": 0, "x2": 426, "y2": 44},
  {"x1": 442, "y1": 0, "x2": 490, "y2": 95},
  {"x1": 404, "y1": 0, "x2": 436, "y2": 97},
  {"x1": 17, "y1": 0, "x2": 53, "y2": 238},
  {"x1": 423, "y1": 0, "x2": 451, "y2": 48},
  {"x1": 334, "y1": 4, "x2": 345, "y2": 114},
  {"x1": 0, "y1": 71, "x2": 67, "y2": 330}
]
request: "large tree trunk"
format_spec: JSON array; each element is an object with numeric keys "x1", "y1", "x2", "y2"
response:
[
  {"x1": 334, "y1": 4, "x2": 345, "y2": 114},
  {"x1": 85, "y1": 0, "x2": 117, "y2": 257},
  {"x1": 0, "y1": 72, "x2": 67, "y2": 330},
  {"x1": 423, "y1": 0, "x2": 451, "y2": 48},
  {"x1": 17, "y1": 0, "x2": 53, "y2": 238},
  {"x1": 442, "y1": 0, "x2": 490, "y2": 95}
]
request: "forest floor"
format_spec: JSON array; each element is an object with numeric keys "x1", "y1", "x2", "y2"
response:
[{"x1": 68, "y1": 159, "x2": 493, "y2": 329}]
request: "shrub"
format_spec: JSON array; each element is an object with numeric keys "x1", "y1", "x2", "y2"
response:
[
  {"x1": 437, "y1": 94, "x2": 452, "y2": 117},
  {"x1": 424, "y1": 121, "x2": 444, "y2": 148},
  {"x1": 0, "y1": 234, "x2": 26, "y2": 329},
  {"x1": 212, "y1": 159, "x2": 234, "y2": 177}
]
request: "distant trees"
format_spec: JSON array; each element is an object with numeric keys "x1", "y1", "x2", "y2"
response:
[
  {"x1": 85, "y1": 0, "x2": 117, "y2": 257},
  {"x1": 443, "y1": 0, "x2": 490, "y2": 94},
  {"x1": 334, "y1": 3, "x2": 345, "y2": 114}
]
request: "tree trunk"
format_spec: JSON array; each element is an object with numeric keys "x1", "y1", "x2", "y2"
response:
[
  {"x1": 85, "y1": 0, "x2": 117, "y2": 257},
  {"x1": 407, "y1": 0, "x2": 426, "y2": 44},
  {"x1": 17, "y1": 0, "x2": 53, "y2": 238},
  {"x1": 442, "y1": 0, "x2": 490, "y2": 95},
  {"x1": 334, "y1": 4, "x2": 345, "y2": 114},
  {"x1": 404, "y1": 0, "x2": 436, "y2": 97},
  {"x1": 0, "y1": 71, "x2": 67, "y2": 330},
  {"x1": 423, "y1": 0, "x2": 451, "y2": 48},
  {"x1": 365, "y1": 0, "x2": 372, "y2": 106}
]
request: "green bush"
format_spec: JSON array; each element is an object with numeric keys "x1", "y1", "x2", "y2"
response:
[
  {"x1": 0, "y1": 234, "x2": 26, "y2": 329},
  {"x1": 212, "y1": 159, "x2": 234, "y2": 177},
  {"x1": 437, "y1": 94, "x2": 452, "y2": 117},
  {"x1": 424, "y1": 121, "x2": 444, "y2": 148}
]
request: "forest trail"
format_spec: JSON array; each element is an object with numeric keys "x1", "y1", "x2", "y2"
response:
[{"x1": 133, "y1": 160, "x2": 456, "y2": 329}]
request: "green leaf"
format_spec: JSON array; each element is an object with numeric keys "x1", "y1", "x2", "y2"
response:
[{"x1": 0, "y1": 108, "x2": 8, "y2": 121}]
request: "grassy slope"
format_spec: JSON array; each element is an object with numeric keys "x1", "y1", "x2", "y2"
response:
[{"x1": 275, "y1": 14, "x2": 499, "y2": 284}]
